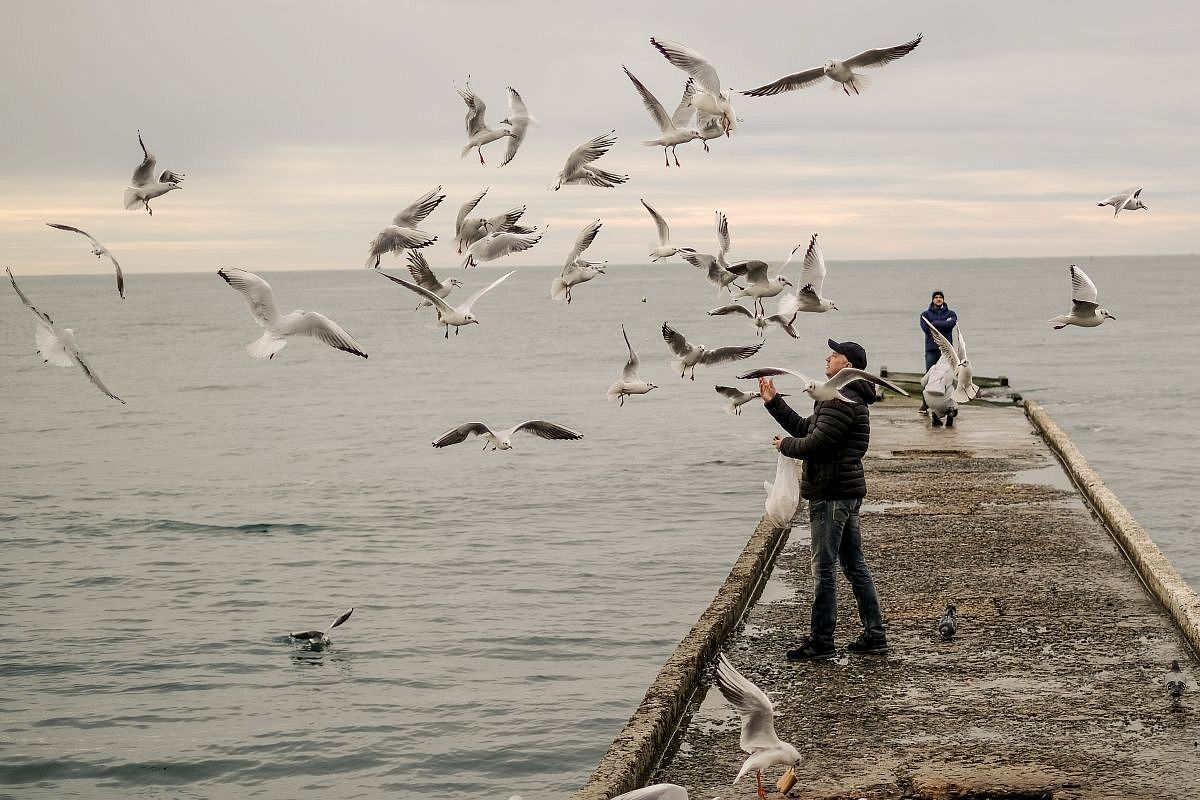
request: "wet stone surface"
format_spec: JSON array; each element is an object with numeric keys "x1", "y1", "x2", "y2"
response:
[{"x1": 655, "y1": 403, "x2": 1200, "y2": 800}]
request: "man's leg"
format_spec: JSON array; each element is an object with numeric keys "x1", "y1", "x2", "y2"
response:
[
  {"x1": 919, "y1": 350, "x2": 938, "y2": 412},
  {"x1": 808, "y1": 498, "x2": 847, "y2": 649},
  {"x1": 838, "y1": 498, "x2": 887, "y2": 643}
]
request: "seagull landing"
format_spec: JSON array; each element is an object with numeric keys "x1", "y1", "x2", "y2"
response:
[
  {"x1": 291, "y1": 607, "x2": 354, "y2": 648},
  {"x1": 124, "y1": 130, "x2": 183, "y2": 215},
  {"x1": 46, "y1": 223, "x2": 125, "y2": 299},
  {"x1": 608, "y1": 325, "x2": 658, "y2": 406},
  {"x1": 714, "y1": 653, "x2": 802, "y2": 800},
  {"x1": 431, "y1": 420, "x2": 583, "y2": 451},
  {"x1": 737, "y1": 365, "x2": 909, "y2": 401},
  {"x1": 1048, "y1": 264, "x2": 1116, "y2": 329}
]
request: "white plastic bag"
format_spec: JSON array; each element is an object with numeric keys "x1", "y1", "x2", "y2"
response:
[{"x1": 764, "y1": 453, "x2": 801, "y2": 528}]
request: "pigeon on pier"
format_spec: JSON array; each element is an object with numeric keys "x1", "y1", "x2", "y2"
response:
[
  {"x1": 937, "y1": 604, "x2": 957, "y2": 639},
  {"x1": 1166, "y1": 660, "x2": 1187, "y2": 708}
]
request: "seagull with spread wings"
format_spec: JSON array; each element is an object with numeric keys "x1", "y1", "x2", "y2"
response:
[
  {"x1": 714, "y1": 653, "x2": 802, "y2": 800},
  {"x1": 456, "y1": 79, "x2": 513, "y2": 165},
  {"x1": 642, "y1": 199, "x2": 680, "y2": 261},
  {"x1": 217, "y1": 268, "x2": 367, "y2": 359},
  {"x1": 454, "y1": 189, "x2": 533, "y2": 254},
  {"x1": 778, "y1": 234, "x2": 838, "y2": 314},
  {"x1": 742, "y1": 33, "x2": 923, "y2": 97},
  {"x1": 45, "y1": 223, "x2": 125, "y2": 299},
  {"x1": 124, "y1": 130, "x2": 183, "y2": 215},
  {"x1": 922, "y1": 317, "x2": 979, "y2": 403},
  {"x1": 554, "y1": 131, "x2": 628, "y2": 190},
  {"x1": 431, "y1": 420, "x2": 583, "y2": 451},
  {"x1": 662, "y1": 321, "x2": 763, "y2": 381},
  {"x1": 7, "y1": 267, "x2": 125, "y2": 404},
  {"x1": 552, "y1": 220, "x2": 605, "y2": 304},
  {"x1": 727, "y1": 257, "x2": 793, "y2": 316},
  {"x1": 622, "y1": 66, "x2": 703, "y2": 167},
  {"x1": 405, "y1": 251, "x2": 463, "y2": 311},
  {"x1": 678, "y1": 211, "x2": 742, "y2": 294},
  {"x1": 650, "y1": 37, "x2": 737, "y2": 137},
  {"x1": 714, "y1": 385, "x2": 778, "y2": 416},
  {"x1": 708, "y1": 303, "x2": 799, "y2": 339},
  {"x1": 1048, "y1": 264, "x2": 1116, "y2": 329},
  {"x1": 497, "y1": 86, "x2": 537, "y2": 167},
  {"x1": 462, "y1": 229, "x2": 543, "y2": 269},
  {"x1": 290, "y1": 608, "x2": 354, "y2": 648},
  {"x1": 364, "y1": 186, "x2": 444, "y2": 269},
  {"x1": 378, "y1": 269, "x2": 515, "y2": 338},
  {"x1": 608, "y1": 325, "x2": 657, "y2": 406},
  {"x1": 738, "y1": 362, "x2": 908, "y2": 401},
  {"x1": 1097, "y1": 186, "x2": 1148, "y2": 217}
]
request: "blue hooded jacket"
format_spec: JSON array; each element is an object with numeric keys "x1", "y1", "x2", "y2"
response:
[{"x1": 921, "y1": 302, "x2": 956, "y2": 353}]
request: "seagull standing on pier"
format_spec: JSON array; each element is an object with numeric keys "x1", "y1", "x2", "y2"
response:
[{"x1": 713, "y1": 653, "x2": 801, "y2": 800}]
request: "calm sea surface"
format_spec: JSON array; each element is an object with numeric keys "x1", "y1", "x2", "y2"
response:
[{"x1": 2, "y1": 255, "x2": 1196, "y2": 798}]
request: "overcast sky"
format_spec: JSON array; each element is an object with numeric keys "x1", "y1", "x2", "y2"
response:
[{"x1": 2, "y1": 1, "x2": 1196, "y2": 275}]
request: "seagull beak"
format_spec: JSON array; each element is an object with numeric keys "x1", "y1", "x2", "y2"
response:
[{"x1": 1105, "y1": 312, "x2": 1117, "y2": 320}]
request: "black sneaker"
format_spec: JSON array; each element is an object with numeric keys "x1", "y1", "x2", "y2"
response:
[
  {"x1": 931, "y1": 414, "x2": 943, "y2": 428},
  {"x1": 785, "y1": 639, "x2": 836, "y2": 662},
  {"x1": 846, "y1": 632, "x2": 889, "y2": 654}
]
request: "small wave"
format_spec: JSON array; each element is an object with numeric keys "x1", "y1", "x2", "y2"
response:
[{"x1": 126, "y1": 519, "x2": 323, "y2": 536}]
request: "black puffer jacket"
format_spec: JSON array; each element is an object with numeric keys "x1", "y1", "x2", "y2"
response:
[{"x1": 764, "y1": 378, "x2": 875, "y2": 500}]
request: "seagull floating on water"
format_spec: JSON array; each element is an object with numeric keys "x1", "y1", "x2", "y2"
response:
[
  {"x1": 937, "y1": 604, "x2": 958, "y2": 639},
  {"x1": 737, "y1": 363, "x2": 909, "y2": 401},
  {"x1": 662, "y1": 322, "x2": 762, "y2": 380},
  {"x1": 650, "y1": 37, "x2": 737, "y2": 136},
  {"x1": 291, "y1": 607, "x2": 354, "y2": 648},
  {"x1": 124, "y1": 130, "x2": 183, "y2": 215},
  {"x1": 623, "y1": 65, "x2": 703, "y2": 167},
  {"x1": 405, "y1": 251, "x2": 463, "y2": 311},
  {"x1": 552, "y1": 220, "x2": 605, "y2": 304},
  {"x1": 379, "y1": 269, "x2": 514, "y2": 338},
  {"x1": 742, "y1": 33, "x2": 923, "y2": 97},
  {"x1": 498, "y1": 86, "x2": 537, "y2": 167},
  {"x1": 217, "y1": 268, "x2": 367, "y2": 359},
  {"x1": 714, "y1": 653, "x2": 802, "y2": 800},
  {"x1": 608, "y1": 325, "x2": 658, "y2": 406},
  {"x1": 7, "y1": 267, "x2": 125, "y2": 403},
  {"x1": 45, "y1": 223, "x2": 125, "y2": 299},
  {"x1": 432, "y1": 420, "x2": 583, "y2": 451},
  {"x1": 365, "y1": 186, "x2": 444, "y2": 269},
  {"x1": 1097, "y1": 186, "x2": 1148, "y2": 217},
  {"x1": 1048, "y1": 265, "x2": 1116, "y2": 329},
  {"x1": 554, "y1": 131, "x2": 628, "y2": 190},
  {"x1": 456, "y1": 79, "x2": 513, "y2": 165}
]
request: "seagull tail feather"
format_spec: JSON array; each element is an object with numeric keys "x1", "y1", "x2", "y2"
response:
[{"x1": 123, "y1": 188, "x2": 141, "y2": 210}]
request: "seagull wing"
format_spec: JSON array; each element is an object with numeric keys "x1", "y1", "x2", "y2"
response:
[
  {"x1": 68, "y1": 347, "x2": 126, "y2": 404},
  {"x1": 798, "y1": 234, "x2": 825, "y2": 295},
  {"x1": 217, "y1": 268, "x2": 280, "y2": 327},
  {"x1": 725, "y1": 260, "x2": 769, "y2": 283},
  {"x1": 432, "y1": 422, "x2": 494, "y2": 448},
  {"x1": 826, "y1": 367, "x2": 910, "y2": 396},
  {"x1": 641, "y1": 199, "x2": 671, "y2": 246},
  {"x1": 406, "y1": 250, "x2": 443, "y2": 292},
  {"x1": 621, "y1": 325, "x2": 641, "y2": 380},
  {"x1": 609, "y1": 785, "x2": 689, "y2": 800},
  {"x1": 952, "y1": 325, "x2": 969, "y2": 363},
  {"x1": 678, "y1": 250, "x2": 715, "y2": 271},
  {"x1": 715, "y1": 654, "x2": 782, "y2": 752},
  {"x1": 766, "y1": 313, "x2": 800, "y2": 338},
  {"x1": 740, "y1": 66, "x2": 825, "y2": 97},
  {"x1": 565, "y1": 220, "x2": 602, "y2": 266},
  {"x1": 290, "y1": 630, "x2": 323, "y2": 640},
  {"x1": 1069, "y1": 264, "x2": 1099, "y2": 304},
  {"x1": 392, "y1": 186, "x2": 446, "y2": 228},
  {"x1": 46, "y1": 222, "x2": 101, "y2": 250},
  {"x1": 699, "y1": 341, "x2": 764, "y2": 365},
  {"x1": 487, "y1": 206, "x2": 527, "y2": 233},
  {"x1": 510, "y1": 420, "x2": 585, "y2": 441},
  {"x1": 670, "y1": 78, "x2": 698, "y2": 128},
  {"x1": 736, "y1": 365, "x2": 813, "y2": 382},
  {"x1": 326, "y1": 607, "x2": 354, "y2": 632},
  {"x1": 921, "y1": 316, "x2": 958, "y2": 367},
  {"x1": 499, "y1": 87, "x2": 531, "y2": 167},
  {"x1": 131, "y1": 132, "x2": 157, "y2": 186},
  {"x1": 661, "y1": 322, "x2": 692, "y2": 357},
  {"x1": 289, "y1": 312, "x2": 368, "y2": 358},
  {"x1": 457, "y1": 84, "x2": 488, "y2": 136},
  {"x1": 563, "y1": 131, "x2": 618, "y2": 174},
  {"x1": 715, "y1": 385, "x2": 746, "y2": 400},
  {"x1": 715, "y1": 211, "x2": 730, "y2": 257},
  {"x1": 456, "y1": 188, "x2": 489, "y2": 235},
  {"x1": 478, "y1": 231, "x2": 542, "y2": 262},
  {"x1": 377, "y1": 271, "x2": 455, "y2": 315},
  {"x1": 464, "y1": 269, "x2": 517, "y2": 311},
  {"x1": 708, "y1": 303, "x2": 753, "y2": 318},
  {"x1": 623, "y1": 66, "x2": 674, "y2": 132},
  {"x1": 367, "y1": 226, "x2": 438, "y2": 267},
  {"x1": 650, "y1": 37, "x2": 722, "y2": 94},
  {"x1": 843, "y1": 33, "x2": 924, "y2": 70},
  {"x1": 7, "y1": 267, "x2": 55, "y2": 329}
]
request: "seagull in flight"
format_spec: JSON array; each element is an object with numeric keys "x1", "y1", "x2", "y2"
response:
[
  {"x1": 608, "y1": 325, "x2": 658, "y2": 406},
  {"x1": 405, "y1": 251, "x2": 463, "y2": 311},
  {"x1": 290, "y1": 608, "x2": 354, "y2": 648},
  {"x1": 777, "y1": 234, "x2": 837, "y2": 313},
  {"x1": 726, "y1": 259, "x2": 793, "y2": 315},
  {"x1": 707, "y1": 303, "x2": 799, "y2": 339},
  {"x1": 1097, "y1": 187, "x2": 1148, "y2": 217},
  {"x1": 737, "y1": 363, "x2": 909, "y2": 401},
  {"x1": 662, "y1": 322, "x2": 763, "y2": 381},
  {"x1": 642, "y1": 199, "x2": 680, "y2": 261},
  {"x1": 456, "y1": 78, "x2": 513, "y2": 165},
  {"x1": 714, "y1": 385, "x2": 780, "y2": 415},
  {"x1": 431, "y1": 420, "x2": 583, "y2": 451},
  {"x1": 742, "y1": 33, "x2": 923, "y2": 97},
  {"x1": 650, "y1": 37, "x2": 737, "y2": 136},
  {"x1": 45, "y1": 223, "x2": 125, "y2": 299},
  {"x1": 378, "y1": 269, "x2": 515, "y2": 338},
  {"x1": 623, "y1": 65, "x2": 703, "y2": 167},
  {"x1": 554, "y1": 131, "x2": 628, "y2": 189},
  {"x1": 217, "y1": 268, "x2": 367, "y2": 359},
  {"x1": 462, "y1": 229, "x2": 543, "y2": 269},
  {"x1": 498, "y1": 86, "x2": 538, "y2": 167},
  {"x1": 124, "y1": 130, "x2": 183, "y2": 215},
  {"x1": 1048, "y1": 264, "x2": 1116, "y2": 329},
  {"x1": 454, "y1": 189, "x2": 533, "y2": 254},
  {"x1": 365, "y1": 186, "x2": 444, "y2": 269},
  {"x1": 552, "y1": 219, "x2": 605, "y2": 304},
  {"x1": 713, "y1": 653, "x2": 801, "y2": 800},
  {"x1": 921, "y1": 317, "x2": 978, "y2": 403},
  {"x1": 7, "y1": 267, "x2": 125, "y2": 404},
  {"x1": 679, "y1": 212, "x2": 742, "y2": 294}
]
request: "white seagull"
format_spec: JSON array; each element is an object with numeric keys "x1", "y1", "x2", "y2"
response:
[
  {"x1": 736, "y1": 365, "x2": 909, "y2": 401},
  {"x1": 777, "y1": 234, "x2": 837, "y2": 313},
  {"x1": 431, "y1": 419, "x2": 583, "y2": 451},
  {"x1": 642, "y1": 199, "x2": 679, "y2": 261},
  {"x1": 552, "y1": 219, "x2": 605, "y2": 304},
  {"x1": 378, "y1": 269, "x2": 515, "y2": 338},
  {"x1": 290, "y1": 608, "x2": 354, "y2": 648},
  {"x1": 454, "y1": 188, "x2": 533, "y2": 254},
  {"x1": 1048, "y1": 264, "x2": 1116, "y2": 329},
  {"x1": 124, "y1": 130, "x2": 183, "y2": 215},
  {"x1": 678, "y1": 212, "x2": 742, "y2": 293},
  {"x1": 45, "y1": 223, "x2": 125, "y2": 299},
  {"x1": 672, "y1": 78, "x2": 724, "y2": 151},
  {"x1": 498, "y1": 86, "x2": 538, "y2": 167},
  {"x1": 554, "y1": 131, "x2": 628, "y2": 190},
  {"x1": 742, "y1": 33, "x2": 923, "y2": 97},
  {"x1": 609, "y1": 786, "x2": 691, "y2": 800},
  {"x1": 1098, "y1": 186, "x2": 1148, "y2": 217},
  {"x1": 707, "y1": 303, "x2": 799, "y2": 339},
  {"x1": 365, "y1": 186, "x2": 444, "y2": 269},
  {"x1": 661, "y1": 322, "x2": 763, "y2": 381},
  {"x1": 462, "y1": 229, "x2": 543, "y2": 269},
  {"x1": 456, "y1": 79, "x2": 513, "y2": 165},
  {"x1": 217, "y1": 268, "x2": 368, "y2": 359},
  {"x1": 714, "y1": 385, "x2": 778, "y2": 415},
  {"x1": 622, "y1": 65, "x2": 703, "y2": 167},
  {"x1": 922, "y1": 317, "x2": 979, "y2": 403},
  {"x1": 921, "y1": 356, "x2": 959, "y2": 429},
  {"x1": 650, "y1": 37, "x2": 737, "y2": 136},
  {"x1": 726, "y1": 259, "x2": 793, "y2": 315},
  {"x1": 406, "y1": 250, "x2": 463, "y2": 311},
  {"x1": 714, "y1": 653, "x2": 802, "y2": 800},
  {"x1": 608, "y1": 325, "x2": 658, "y2": 406},
  {"x1": 7, "y1": 267, "x2": 125, "y2": 404}
]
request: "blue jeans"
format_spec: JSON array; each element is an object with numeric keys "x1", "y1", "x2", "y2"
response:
[
  {"x1": 925, "y1": 347, "x2": 941, "y2": 371},
  {"x1": 808, "y1": 497, "x2": 885, "y2": 648}
]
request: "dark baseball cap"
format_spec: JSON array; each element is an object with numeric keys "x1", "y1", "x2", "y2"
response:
[{"x1": 827, "y1": 339, "x2": 867, "y2": 370}]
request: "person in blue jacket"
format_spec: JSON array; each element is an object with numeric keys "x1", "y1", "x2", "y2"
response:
[{"x1": 919, "y1": 290, "x2": 956, "y2": 413}]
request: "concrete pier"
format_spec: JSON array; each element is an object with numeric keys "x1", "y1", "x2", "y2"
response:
[{"x1": 572, "y1": 401, "x2": 1200, "y2": 800}]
